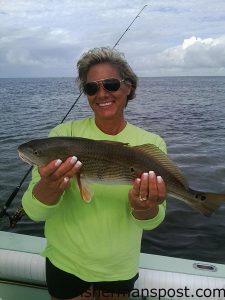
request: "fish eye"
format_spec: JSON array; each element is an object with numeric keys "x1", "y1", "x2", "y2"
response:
[
  {"x1": 130, "y1": 167, "x2": 135, "y2": 173},
  {"x1": 33, "y1": 149, "x2": 40, "y2": 156}
]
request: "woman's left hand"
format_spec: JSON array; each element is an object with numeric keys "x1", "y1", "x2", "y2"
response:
[{"x1": 128, "y1": 171, "x2": 167, "y2": 219}]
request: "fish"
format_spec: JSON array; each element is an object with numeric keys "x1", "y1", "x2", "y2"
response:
[{"x1": 18, "y1": 136, "x2": 225, "y2": 216}]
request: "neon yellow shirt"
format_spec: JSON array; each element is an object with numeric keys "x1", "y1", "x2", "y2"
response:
[{"x1": 22, "y1": 117, "x2": 167, "y2": 281}]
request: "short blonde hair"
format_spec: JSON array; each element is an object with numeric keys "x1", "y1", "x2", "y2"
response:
[{"x1": 76, "y1": 47, "x2": 138, "y2": 102}]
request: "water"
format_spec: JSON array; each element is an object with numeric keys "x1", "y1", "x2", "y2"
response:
[{"x1": 0, "y1": 77, "x2": 225, "y2": 264}]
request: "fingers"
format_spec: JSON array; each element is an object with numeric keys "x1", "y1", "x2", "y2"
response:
[
  {"x1": 38, "y1": 159, "x2": 63, "y2": 177},
  {"x1": 33, "y1": 156, "x2": 83, "y2": 205},
  {"x1": 149, "y1": 171, "x2": 158, "y2": 201},
  {"x1": 129, "y1": 171, "x2": 167, "y2": 211},
  {"x1": 38, "y1": 156, "x2": 82, "y2": 193},
  {"x1": 132, "y1": 178, "x2": 141, "y2": 198},
  {"x1": 139, "y1": 173, "x2": 149, "y2": 200},
  {"x1": 52, "y1": 156, "x2": 82, "y2": 180},
  {"x1": 39, "y1": 156, "x2": 82, "y2": 181},
  {"x1": 139, "y1": 171, "x2": 166, "y2": 203},
  {"x1": 156, "y1": 174, "x2": 167, "y2": 201},
  {"x1": 59, "y1": 176, "x2": 70, "y2": 190}
]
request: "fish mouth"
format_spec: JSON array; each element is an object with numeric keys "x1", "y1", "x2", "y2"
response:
[{"x1": 18, "y1": 151, "x2": 35, "y2": 165}]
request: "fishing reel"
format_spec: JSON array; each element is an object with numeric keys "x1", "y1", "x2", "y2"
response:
[
  {"x1": 0, "y1": 205, "x2": 26, "y2": 228},
  {"x1": 0, "y1": 169, "x2": 32, "y2": 228},
  {"x1": 9, "y1": 207, "x2": 26, "y2": 228}
]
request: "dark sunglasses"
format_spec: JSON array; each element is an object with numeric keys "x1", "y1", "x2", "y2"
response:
[{"x1": 83, "y1": 78, "x2": 125, "y2": 96}]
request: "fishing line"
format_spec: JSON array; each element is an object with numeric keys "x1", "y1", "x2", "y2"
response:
[{"x1": 0, "y1": 4, "x2": 148, "y2": 227}]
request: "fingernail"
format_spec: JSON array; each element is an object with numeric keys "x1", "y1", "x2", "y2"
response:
[
  {"x1": 143, "y1": 173, "x2": 148, "y2": 178},
  {"x1": 55, "y1": 159, "x2": 62, "y2": 167},
  {"x1": 64, "y1": 177, "x2": 69, "y2": 183},
  {"x1": 76, "y1": 161, "x2": 82, "y2": 167},
  {"x1": 149, "y1": 171, "x2": 155, "y2": 177},
  {"x1": 157, "y1": 176, "x2": 163, "y2": 183},
  {"x1": 136, "y1": 178, "x2": 141, "y2": 184},
  {"x1": 70, "y1": 156, "x2": 77, "y2": 164}
]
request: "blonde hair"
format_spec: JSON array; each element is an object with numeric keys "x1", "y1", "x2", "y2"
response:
[{"x1": 76, "y1": 47, "x2": 138, "y2": 102}]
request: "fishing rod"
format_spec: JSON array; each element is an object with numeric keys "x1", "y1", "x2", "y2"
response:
[
  {"x1": 113, "y1": 5, "x2": 147, "y2": 49},
  {"x1": 0, "y1": 4, "x2": 148, "y2": 227}
]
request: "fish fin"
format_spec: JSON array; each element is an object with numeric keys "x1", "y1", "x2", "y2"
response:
[
  {"x1": 133, "y1": 144, "x2": 188, "y2": 189},
  {"x1": 75, "y1": 174, "x2": 94, "y2": 203},
  {"x1": 189, "y1": 189, "x2": 225, "y2": 216}
]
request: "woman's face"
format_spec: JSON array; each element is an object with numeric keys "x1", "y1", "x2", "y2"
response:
[{"x1": 85, "y1": 63, "x2": 131, "y2": 122}]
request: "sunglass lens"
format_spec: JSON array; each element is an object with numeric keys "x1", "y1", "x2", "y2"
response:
[
  {"x1": 84, "y1": 82, "x2": 98, "y2": 96},
  {"x1": 84, "y1": 78, "x2": 121, "y2": 95},
  {"x1": 103, "y1": 79, "x2": 120, "y2": 92}
]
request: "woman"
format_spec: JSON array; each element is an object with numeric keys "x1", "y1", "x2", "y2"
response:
[{"x1": 22, "y1": 47, "x2": 167, "y2": 300}]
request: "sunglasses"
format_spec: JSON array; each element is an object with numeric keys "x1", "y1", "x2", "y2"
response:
[{"x1": 83, "y1": 78, "x2": 125, "y2": 96}]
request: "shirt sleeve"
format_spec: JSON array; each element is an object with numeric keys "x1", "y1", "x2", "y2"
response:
[
  {"x1": 130, "y1": 201, "x2": 166, "y2": 230},
  {"x1": 22, "y1": 167, "x2": 63, "y2": 222}
]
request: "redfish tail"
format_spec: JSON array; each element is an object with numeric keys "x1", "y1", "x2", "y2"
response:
[{"x1": 189, "y1": 189, "x2": 225, "y2": 216}]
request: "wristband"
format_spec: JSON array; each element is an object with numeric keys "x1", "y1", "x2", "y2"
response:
[{"x1": 131, "y1": 207, "x2": 151, "y2": 212}]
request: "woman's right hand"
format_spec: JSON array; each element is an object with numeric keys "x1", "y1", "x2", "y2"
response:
[{"x1": 32, "y1": 156, "x2": 82, "y2": 205}]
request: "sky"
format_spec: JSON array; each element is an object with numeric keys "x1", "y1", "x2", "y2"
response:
[{"x1": 0, "y1": 0, "x2": 225, "y2": 78}]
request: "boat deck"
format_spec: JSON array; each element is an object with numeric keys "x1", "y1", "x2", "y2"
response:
[{"x1": 1, "y1": 231, "x2": 225, "y2": 300}]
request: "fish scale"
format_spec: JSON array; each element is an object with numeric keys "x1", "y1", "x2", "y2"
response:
[{"x1": 18, "y1": 136, "x2": 225, "y2": 216}]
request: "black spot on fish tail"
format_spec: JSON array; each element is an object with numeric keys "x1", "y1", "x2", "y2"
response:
[
  {"x1": 190, "y1": 188, "x2": 225, "y2": 216},
  {"x1": 195, "y1": 194, "x2": 207, "y2": 201}
]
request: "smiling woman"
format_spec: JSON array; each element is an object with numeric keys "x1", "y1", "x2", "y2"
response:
[
  {"x1": 21, "y1": 47, "x2": 167, "y2": 300},
  {"x1": 77, "y1": 47, "x2": 138, "y2": 135},
  {"x1": 84, "y1": 63, "x2": 131, "y2": 134}
]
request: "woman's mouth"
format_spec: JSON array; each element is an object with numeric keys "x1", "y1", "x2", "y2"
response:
[{"x1": 97, "y1": 101, "x2": 114, "y2": 107}]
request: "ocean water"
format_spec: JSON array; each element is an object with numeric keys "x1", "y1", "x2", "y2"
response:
[{"x1": 0, "y1": 76, "x2": 225, "y2": 264}]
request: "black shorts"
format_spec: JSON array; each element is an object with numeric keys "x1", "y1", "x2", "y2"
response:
[{"x1": 46, "y1": 258, "x2": 139, "y2": 299}]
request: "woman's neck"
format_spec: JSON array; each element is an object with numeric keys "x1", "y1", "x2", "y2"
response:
[{"x1": 95, "y1": 117, "x2": 127, "y2": 135}]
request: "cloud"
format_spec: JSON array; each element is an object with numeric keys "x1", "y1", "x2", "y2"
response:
[
  {"x1": 154, "y1": 36, "x2": 225, "y2": 75},
  {"x1": 1, "y1": 1, "x2": 225, "y2": 77},
  {"x1": 0, "y1": 1, "x2": 147, "y2": 77},
  {"x1": 0, "y1": 26, "x2": 83, "y2": 77}
]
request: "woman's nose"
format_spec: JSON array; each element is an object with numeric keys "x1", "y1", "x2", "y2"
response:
[{"x1": 96, "y1": 82, "x2": 109, "y2": 97}]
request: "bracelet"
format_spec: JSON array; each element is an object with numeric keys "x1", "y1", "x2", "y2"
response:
[{"x1": 131, "y1": 207, "x2": 151, "y2": 212}]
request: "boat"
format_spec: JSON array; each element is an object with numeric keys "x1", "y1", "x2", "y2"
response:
[{"x1": 1, "y1": 230, "x2": 225, "y2": 300}]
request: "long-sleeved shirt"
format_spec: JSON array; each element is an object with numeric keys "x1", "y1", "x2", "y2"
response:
[{"x1": 22, "y1": 117, "x2": 166, "y2": 282}]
